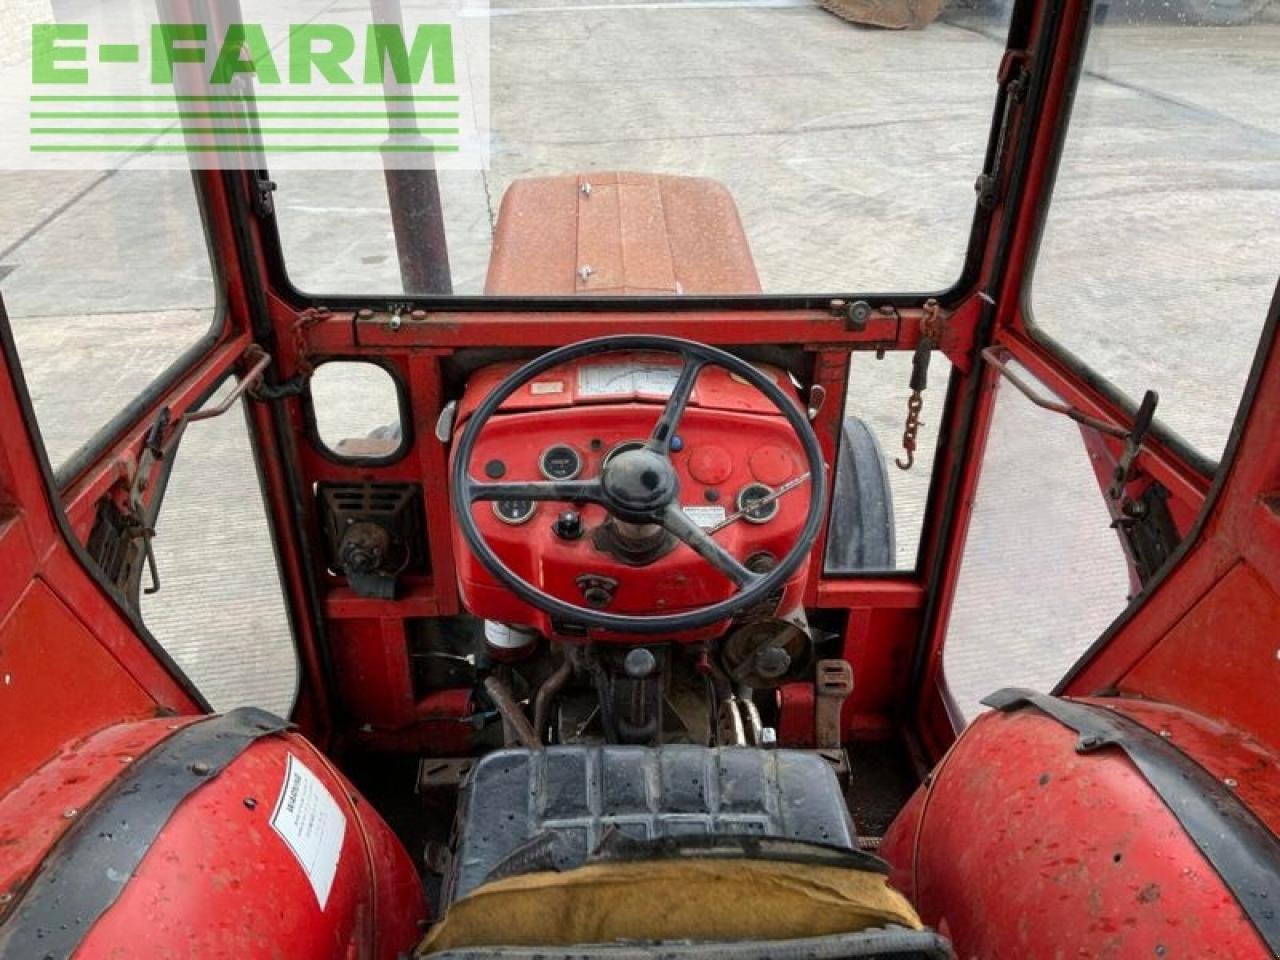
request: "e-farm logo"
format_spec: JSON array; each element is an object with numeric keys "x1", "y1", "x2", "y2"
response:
[{"x1": 11, "y1": 7, "x2": 489, "y2": 171}]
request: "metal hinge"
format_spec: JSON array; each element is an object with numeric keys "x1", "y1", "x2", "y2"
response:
[
  {"x1": 252, "y1": 175, "x2": 278, "y2": 217},
  {"x1": 975, "y1": 50, "x2": 1031, "y2": 211},
  {"x1": 1001, "y1": 53, "x2": 1030, "y2": 103}
]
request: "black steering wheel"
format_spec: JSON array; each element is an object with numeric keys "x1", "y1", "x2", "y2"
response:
[{"x1": 450, "y1": 335, "x2": 827, "y2": 634}]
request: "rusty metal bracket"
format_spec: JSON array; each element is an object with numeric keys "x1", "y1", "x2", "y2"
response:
[
  {"x1": 982, "y1": 346, "x2": 1161, "y2": 499},
  {"x1": 249, "y1": 307, "x2": 330, "y2": 402}
]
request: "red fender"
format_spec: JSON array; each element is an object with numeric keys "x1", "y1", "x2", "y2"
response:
[
  {"x1": 1, "y1": 716, "x2": 426, "y2": 960},
  {"x1": 882, "y1": 706, "x2": 1270, "y2": 959}
]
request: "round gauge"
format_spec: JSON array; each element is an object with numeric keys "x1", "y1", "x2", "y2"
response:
[
  {"x1": 539, "y1": 444, "x2": 583, "y2": 481},
  {"x1": 603, "y1": 440, "x2": 646, "y2": 468},
  {"x1": 492, "y1": 499, "x2": 536, "y2": 525},
  {"x1": 737, "y1": 482, "x2": 779, "y2": 524}
]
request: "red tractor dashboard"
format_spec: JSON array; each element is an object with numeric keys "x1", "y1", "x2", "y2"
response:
[{"x1": 450, "y1": 353, "x2": 813, "y2": 642}]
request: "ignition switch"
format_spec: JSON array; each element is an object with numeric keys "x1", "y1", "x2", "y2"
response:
[{"x1": 576, "y1": 574, "x2": 618, "y2": 608}]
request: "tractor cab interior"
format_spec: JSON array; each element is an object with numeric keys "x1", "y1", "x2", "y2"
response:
[{"x1": 2, "y1": 1, "x2": 1279, "y2": 958}]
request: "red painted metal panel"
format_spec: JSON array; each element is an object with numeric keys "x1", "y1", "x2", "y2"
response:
[
  {"x1": 1059, "y1": 295, "x2": 1280, "y2": 721},
  {"x1": 0, "y1": 582, "x2": 157, "y2": 796},
  {"x1": 884, "y1": 707, "x2": 1270, "y2": 959},
  {"x1": 1117, "y1": 563, "x2": 1280, "y2": 754},
  {"x1": 843, "y1": 606, "x2": 921, "y2": 736},
  {"x1": 329, "y1": 619, "x2": 417, "y2": 729}
]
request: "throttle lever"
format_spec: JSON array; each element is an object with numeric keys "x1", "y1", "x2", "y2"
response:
[{"x1": 1108, "y1": 389, "x2": 1159, "y2": 501}]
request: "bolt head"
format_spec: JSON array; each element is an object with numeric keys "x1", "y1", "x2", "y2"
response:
[{"x1": 846, "y1": 300, "x2": 872, "y2": 330}]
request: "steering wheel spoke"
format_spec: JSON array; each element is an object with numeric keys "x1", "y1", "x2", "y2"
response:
[
  {"x1": 469, "y1": 479, "x2": 604, "y2": 504},
  {"x1": 647, "y1": 357, "x2": 705, "y2": 454},
  {"x1": 661, "y1": 503, "x2": 760, "y2": 589}
]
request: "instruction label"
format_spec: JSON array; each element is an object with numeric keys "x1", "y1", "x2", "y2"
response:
[
  {"x1": 683, "y1": 505, "x2": 726, "y2": 529},
  {"x1": 579, "y1": 362, "x2": 680, "y2": 398},
  {"x1": 270, "y1": 753, "x2": 347, "y2": 910}
]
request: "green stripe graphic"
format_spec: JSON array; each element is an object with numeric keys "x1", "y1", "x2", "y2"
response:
[
  {"x1": 30, "y1": 95, "x2": 460, "y2": 103},
  {"x1": 30, "y1": 127, "x2": 460, "y2": 136},
  {"x1": 31, "y1": 144, "x2": 462, "y2": 153},
  {"x1": 31, "y1": 111, "x2": 459, "y2": 120},
  {"x1": 98, "y1": 45, "x2": 140, "y2": 63}
]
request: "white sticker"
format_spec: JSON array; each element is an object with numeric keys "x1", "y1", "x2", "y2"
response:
[
  {"x1": 270, "y1": 754, "x2": 347, "y2": 910},
  {"x1": 683, "y1": 505, "x2": 727, "y2": 529},
  {"x1": 530, "y1": 380, "x2": 565, "y2": 395},
  {"x1": 579, "y1": 363, "x2": 681, "y2": 398}
]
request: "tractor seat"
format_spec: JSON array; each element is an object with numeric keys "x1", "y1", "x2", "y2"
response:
[{"x1": 423, "y1": 746, "x2": 952, "y2": 958}]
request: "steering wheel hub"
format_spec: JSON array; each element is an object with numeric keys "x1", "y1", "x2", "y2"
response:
[{"x1": 600, "y1": 445, "x2": 678, "y2": 517}]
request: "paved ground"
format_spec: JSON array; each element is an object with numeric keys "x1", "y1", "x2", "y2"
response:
[{"x1": 2, "y1": 2, "x2": 1277, "y2": 720}]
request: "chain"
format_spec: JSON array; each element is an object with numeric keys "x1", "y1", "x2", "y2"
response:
[
  {"x1": 895, "y1": 391, "x2": 925, "y2": 471},
  {"x1": 895, "y1": 298, "x2": 943, "y2": 472},
  {"x1": 291, "y1": 306, "x2": 329, "y2": 379}
]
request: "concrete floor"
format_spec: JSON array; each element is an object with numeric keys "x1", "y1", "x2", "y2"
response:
[{"x1": 1, "y1": 3, "x2": 1277, "y2": 720}]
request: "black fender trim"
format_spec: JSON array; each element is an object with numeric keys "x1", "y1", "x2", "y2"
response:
[
  {"x1": 0, "y1": 707, "x2": 289, "y2": 960},
  {"x1": 983, "y1": 688, "x2": 1280, "y2": 955}
]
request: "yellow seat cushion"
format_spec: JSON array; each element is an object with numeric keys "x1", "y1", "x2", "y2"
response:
[{"x1": 418, "y1": 857, "x2": 922, "y2": 954}]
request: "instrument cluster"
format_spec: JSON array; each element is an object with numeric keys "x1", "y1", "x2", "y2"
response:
[{"x1": 450, "y1": 355, "x2": 814, "y2": 641}]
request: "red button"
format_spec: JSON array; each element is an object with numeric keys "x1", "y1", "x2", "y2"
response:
[
  {"x1": 688, "y1": 445, "x2": 733, "y2": 485},
  {"x1": 749, "y1": 445, "x2": 794, "y2": 485}
]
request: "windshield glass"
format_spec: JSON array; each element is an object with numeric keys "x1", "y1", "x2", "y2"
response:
[{"x1": 272, "y1": 2, "x2": 1014, "y2": 297}]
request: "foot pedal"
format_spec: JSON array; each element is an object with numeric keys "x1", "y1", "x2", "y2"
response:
[{"x1": 815, "y1": 659, "x2": 854, "y2": 750}]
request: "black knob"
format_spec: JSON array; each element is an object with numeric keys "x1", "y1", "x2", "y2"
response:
[{"x1": 555, "y1": 510, "x2": 583, "y2": 540}]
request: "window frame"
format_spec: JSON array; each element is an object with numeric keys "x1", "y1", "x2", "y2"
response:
[{"x1": 304, "y1": 357, "x2": 414, "y2": 467}]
